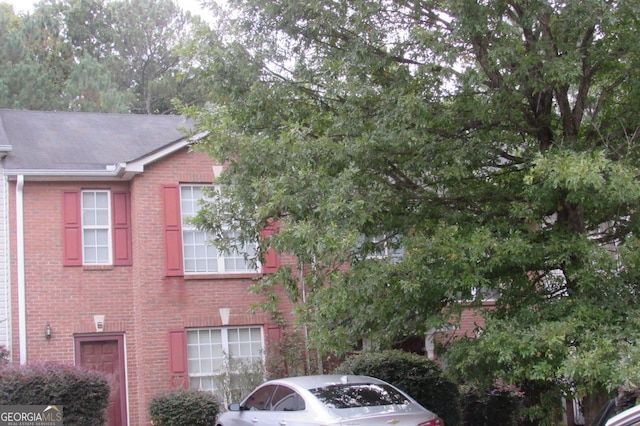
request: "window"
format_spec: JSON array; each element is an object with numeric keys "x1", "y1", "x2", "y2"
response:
[
  {"x1": 310, "y1": 383, "x2": 409, "y2": 409},
  {"x1": 63, "y1": 190, "x2": 131, "y2": 267},
  {"x1": 359, "y1": 234, "x2": 405, "y2": 262},
  {"x1": 271, "y1": 386, "x2": 305, "y2": 411},
  {"x1": 187, "y1": 326, "x2": 264, "y2": 394},
  {"x1": 243, "y1": 385, "x2": 276, "y2": 410},
  {"x1": 180, "y1": 185, "x2": 258, "y2": 274},
  {"x1": 82, "y1": 190, "x2": 111, "y2": 265}
]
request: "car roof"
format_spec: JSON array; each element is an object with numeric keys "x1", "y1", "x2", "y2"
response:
[
  {"x1": 265, "y1": 375, "x2": 387, "y2": 390},
  {"x1": 606, "y1": 404, "x2": 640, "y2": 426}
]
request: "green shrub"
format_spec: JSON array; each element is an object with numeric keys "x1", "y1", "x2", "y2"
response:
[
  {"x1": 0, "y1": 361, "x2": 110, "y2": 425},
  {"x1": 149, "y1": 388, "x2": 221, "y2": 426},
  {"x1": 334, "y1": 349, "x2": 462, "y2": 426},
  {"x1": 462, "y1": 381, "x2": 523, "y2": 426}
]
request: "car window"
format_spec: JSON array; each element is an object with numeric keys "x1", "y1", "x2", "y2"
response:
[
  {"x1": 271, "y1": 385, "x2": 306, "y2": 411},
  {"x1": 309, "y1": 383, "x2": 410, "y2": 409},
  {"x1": 243, "y1": 385, "x2": 277, "y2": 411}
]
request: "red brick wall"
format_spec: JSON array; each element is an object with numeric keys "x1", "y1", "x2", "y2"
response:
[{"x1": 9, "y1": 147, "x2": 298, "y2": 425}]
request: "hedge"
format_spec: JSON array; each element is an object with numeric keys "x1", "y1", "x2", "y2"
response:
[
  {"x1": 149, "y1": 388, "x2": 221, "y2": 426},
  {"x1": 0, "y1": 361, "x2": 110, "y2": 425}
]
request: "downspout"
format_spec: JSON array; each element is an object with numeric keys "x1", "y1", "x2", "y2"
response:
[{"x1": 16, "y1": 175, "x2": 26, "y2": 364}]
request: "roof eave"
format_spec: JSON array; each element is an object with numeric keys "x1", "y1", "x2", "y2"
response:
[{"x1": 4, "y1": 132, "x2": 207, "y2": 182}]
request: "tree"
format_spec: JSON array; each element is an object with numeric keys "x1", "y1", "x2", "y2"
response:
[
  {"x1": 0, "y1": 1, "x2": 73, "y2": 110},
  {"x1": 107, "y1": 0, "x2": 201, "y2": 114},
  {"x1": 0, "y1": 0, "x2": 208, "y2": 113},
  {"x1": 183, "y1": 1, "x2": 640, "y2": 423}
]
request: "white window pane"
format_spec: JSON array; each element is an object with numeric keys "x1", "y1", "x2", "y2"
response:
[
  {"x1": 96, "y1": 209, "x2": 109, "y2": 225},
  {"x1": 195, "y1": 232, "x2": 207, "y2": 245},
  {"x1": 239, "y1": 343, "x2": 251, "y2": 357},
  {"x1": 228, "y1": 343, "x2": 239, "y2": 357},
  {"x1": 212, "y1": 357, "x2": 224, "y2": 371},
  {"x1": 84, "y1": 248, "x2": 96, "y2": 263},
  {"x1": 194, "y1": 259, "x2": 206, "y2": 271},
  {"x1": 183, "y1": 231, "x2": 195, "y2": 245},
  {"x1": 181, "y1": 199, "x2": 193, "y2": 217},
  {"x1": 96, "y1": 247, "x2": 109, "y2": 262},
  {"x1": 189, "y1": 359, "x2": 201, "y2": 374},
  {"x1": 195, "y1": 244, "x2": 207, "y2": 258},
  {"x1": 187, "y1": 332, "x2": 199, "y2": 345},
  {"x1": 96, "y1": 230, "x2": 109, "y2": 245},
  {"x1": 200, "y1": 344, "x2": 212, "y2": 359},
  {"x1": 212, "y1": 344, "x2": 224, "y2": 358},
  {"x1": 83, "y1": 211, "x2": 96, "y2": 226},
  {"x1": 95, "y1": 192, "x2": 108, "y2": 207},
  {"x1": 82, "y1": 192, "x2": 95, "y2": 208},
  {"x1": 184, "y1": 259, "x2": 195, "y2": 272},
  {"x1": 224, "y1": 258, "x2": 237, "y2": 270},
  {"x1": 184, "y1": 246, "x2": 195, "y2": 259},
  {"x1": 202, "y1": 358, "x2": 214, "y2": 374},
  {"x1": 238, "y1": 328, "x2": 250, "y2": 341},
  {"x1": 84, "y1": 230, "x2": 96, "y2": 245}
]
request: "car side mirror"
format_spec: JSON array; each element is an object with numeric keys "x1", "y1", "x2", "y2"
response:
[{"x1": 228, "y1": 403, "x2": 243, "y2": 412}]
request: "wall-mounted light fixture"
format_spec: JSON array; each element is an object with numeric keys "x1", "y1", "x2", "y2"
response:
[
  {"x1": 45, "y1": 323, "x2": 52, "y2": 340},
  {"x1": 93, "y1": 315, "x2": 105, "y2": 332}
]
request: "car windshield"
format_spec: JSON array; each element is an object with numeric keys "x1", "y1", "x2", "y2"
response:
[{"x1": 309, "y1": 383, "x2": 410, "y2": 409}]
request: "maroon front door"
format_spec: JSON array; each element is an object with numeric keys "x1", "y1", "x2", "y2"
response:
[{"x1": 75, "y1": 335, "x2": 127, "y2": 426}]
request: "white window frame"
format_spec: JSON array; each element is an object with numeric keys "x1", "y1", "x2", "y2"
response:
[
  {"x1": 180, "y1": 185, "x2": 258, "y2": 274},
  {"x1": 363, "y1": 234, "x2": 405, "y2": 262},
  {"x1": 187, "y1": 326, "x2": 265, "y2": 394},
  {"x1": 81, "y1": 190, "x2": 112, "y2": 265}
]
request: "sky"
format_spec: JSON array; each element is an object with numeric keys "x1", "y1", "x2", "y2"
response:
[{"x1": 2, "y1": 0, "x2": 214, "y2": 21}]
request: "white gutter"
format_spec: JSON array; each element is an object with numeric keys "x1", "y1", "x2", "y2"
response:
[{"x1": 16, "y1": 175, "x2": 26, "y2": 364}]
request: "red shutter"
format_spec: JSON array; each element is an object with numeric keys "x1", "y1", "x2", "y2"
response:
[
  {"x1": 112, "y1": 192, "x2": 132, "y2": 266},
  {"x1": 162, "y1": 185, "x2": 184, "y2": 276},
  {"x1": 63, "y1": 191, "x2": 82, "y2": 266},
  {"x1": 261, "y1": 223, "x2": 280, "y2": 274},
  {"x1": 169, "y1": 329, "x2": 188, "y2": 388}
]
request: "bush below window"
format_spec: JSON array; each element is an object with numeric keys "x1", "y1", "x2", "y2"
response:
[
  {"x1": 149, "y1": 388, "x2": 221, "y2": 426},
  {"x1": 0, "y1": 361, "x2": 110, "y2": 425}
]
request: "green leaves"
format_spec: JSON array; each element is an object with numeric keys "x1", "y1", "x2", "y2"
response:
[
  {"x1": 0, "y1": 0, "x2": 206, "y2": 113},
  {"x1": 185, "y1": 0, "x2": 640, "y2": 418}
]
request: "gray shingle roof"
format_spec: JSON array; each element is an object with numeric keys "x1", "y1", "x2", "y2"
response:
[{"x1": 0, "y1": 109, "x2": 194, "y2": 173}]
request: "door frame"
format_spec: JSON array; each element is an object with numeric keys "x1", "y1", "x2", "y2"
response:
[{"x1": 74, "y1": 334, "x2": 128, "y2": 426}]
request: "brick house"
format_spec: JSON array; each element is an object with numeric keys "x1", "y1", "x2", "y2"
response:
[{"x1": 0, "y1": 109, "x2": 296, "y2": 425}]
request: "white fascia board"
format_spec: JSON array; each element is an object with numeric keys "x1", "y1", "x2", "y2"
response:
[
  {"x1": 122, "y1": 132, "x2": 207, "y2": 176},
  {"x1": 4, "y1": 165, "x2": 126, "y2": 181},
  {"x1": 125, "y1": 139, "x2": 192, "y2": 173}
]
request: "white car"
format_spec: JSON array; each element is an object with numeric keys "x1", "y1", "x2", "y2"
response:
[
  {"x1": 216, "y1": 374, "x2": 444, "y2": 426},
  {"x1": 606, "y1": 404, "x2": 640, "y2": 426}
]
